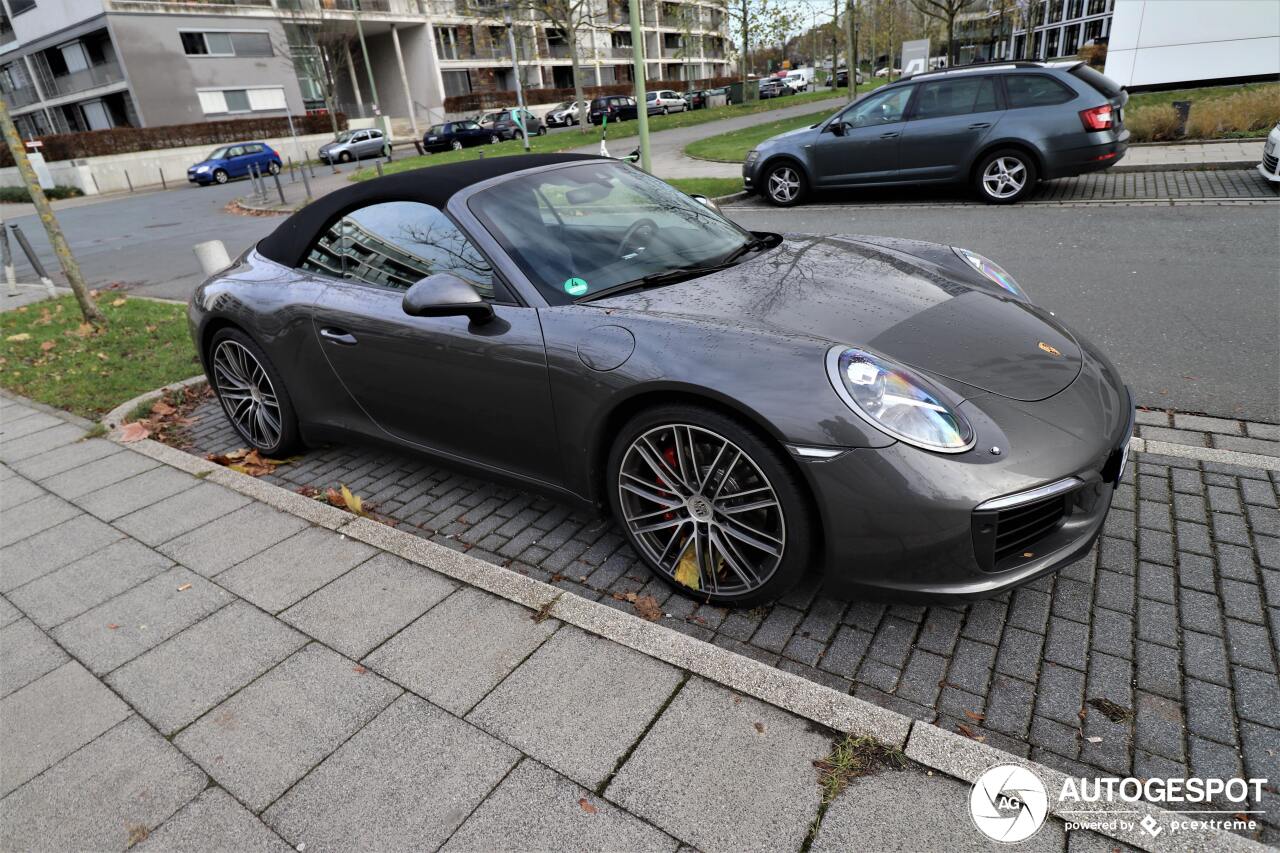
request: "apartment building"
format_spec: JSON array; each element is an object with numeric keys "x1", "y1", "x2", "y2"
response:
[
  {"x1": 0, "y1": 0, "x2": 731, "y2": 139},
  {"x1": 1008, "y1": 0, "x2": 1113, "y2": 61}
]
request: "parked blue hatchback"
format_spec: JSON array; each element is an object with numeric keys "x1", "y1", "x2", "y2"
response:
[{"x1": 188, "y1": 141, "x2": 282, "y2": 186}]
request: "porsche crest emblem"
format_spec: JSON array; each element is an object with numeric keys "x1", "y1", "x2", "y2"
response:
[{"x1": 1038, "y1": 342, "x2": 1061, "y2": 357}]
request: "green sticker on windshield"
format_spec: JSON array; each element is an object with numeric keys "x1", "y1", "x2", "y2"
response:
[{"x1": 563, "y1": 277, "x2": 589, "y2": 297}]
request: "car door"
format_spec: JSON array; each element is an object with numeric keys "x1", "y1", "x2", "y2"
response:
[
  {"x1": 360, "y1": 130, "x2": 383, "y2": 158},
  {"x1": 308, "y1": 200, "x2": 561, "y2": 484},
  {"x1": 812, "y1": 85, "x2": 914, "y2": 185},
  {"x1": 346, "y1": 130, "x2": 368, "y2": 157},
  {"x1": 897, "y1": 75, "x2": 1004, "y2": 182},
  {"x1": 223, "y1": 145, "x2": 249, "y2": 177}
]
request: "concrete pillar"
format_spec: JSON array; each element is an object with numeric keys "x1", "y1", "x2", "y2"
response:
[
  {"x1": 390, "y1": 24, "x2": 419, "y2": 139},
  {"x1": 345, "y1": 42, "x2": 365, "y2": 116}
]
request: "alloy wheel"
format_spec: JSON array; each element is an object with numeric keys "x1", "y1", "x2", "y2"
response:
[
  {"x1": 452, "y1": 140, "x2": 463, "y2": 150},
  {"x1": 617, "y1": 423, "x2": 786, "y2": 597},
  {"x1": 767, "y1": 166, "x2": 800, "y2": 203},
  {"x1": 212, "y1": 340, "x2": 283, "y2": 450},
  {"x1": 982, "y1": 156, "x2": 1027, "y2": 199}
]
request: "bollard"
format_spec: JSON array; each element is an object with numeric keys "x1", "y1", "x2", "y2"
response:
[
  {"x1": 272, "y1": 170, "x2": 286, "y2": 205},
  {"x1": 9, "y1": 224, "x2": 57, "y2": 297},
  {"x1": 0, "y1": 218, "x2": 16, "y2": 296},
  {"x1": 1172, "y1": 100, "x2": 1192, "y2": 137},
  {"x1": 159, "y1": 167, "x2": 166, "y2": 190},
  {"x1": 306, "y1": 152, "x2": 316, "y2": 179},
  {"x1": 193, "y1": 240, "x2": 231, "y2": 276},
  {"x1": 91, "y1": 173, "x2": 101, "y2": 195},
  {"x1": 287, "y1": 156, "x2": 296, "y2": 183},
  {"x1": 124, "y1": 169, "x2": 134, "y2": 193},
  {"x1": 375, "y1": 160, "x2": 384, "y2": 177},
  {"x1": 300, "y1": 159, "x2": 313, "y2": 201}
]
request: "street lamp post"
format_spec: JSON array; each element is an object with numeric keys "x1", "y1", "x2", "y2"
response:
[
  {"x1": 503, "y1": 6, "x2": 531, "y2": 152},
  {"x1": 353, "y1": 0, "x2": 392, "y2": 155},
  {"x1": 628, "y1": 0, "x2": 651, "y2": 172}
]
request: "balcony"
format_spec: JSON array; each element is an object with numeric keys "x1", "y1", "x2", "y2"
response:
[
  {"x1": 44, "y1": 61, "x2": 124, "y2": 98},
  {"x1": 544, "y1": 43, "x2": 573, "y2": 59},
  {"x1": 3, "y1": 85, "x2": 41, "y2": 107},
  {"x1": 439, "y1": 44, "x2": 512, "y2": 61}
]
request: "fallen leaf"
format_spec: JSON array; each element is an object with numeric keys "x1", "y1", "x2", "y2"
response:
[
  {"x1": 107, "y1": 623, "x2": 120, "y2": 630},
  {"x1": 176, "y1": 583, "x2": 192, "y2": 592},
  {"x1": 673, "y1": 544, "x2": 700, "y2": 590},
  {"x1": 151, "y1": 400, "x2": 176, "y2": 417},
  {"x1": 1087, "y1": 697, "x2": 1134, "y2": 723},
  {"x1": 632, "y1": 594, "x2": 662, "y2": 622},
  {"x1": 145, "y1": 324, "x2": 157, "y2": 333},
  {"x1": 353, "y1": 665, "x2": 367, "y2": 675},
  {"x1": 753, "y1": 722, "x2": 765, "y2": 734},
  {"x1": 111, "y1": 297, "x2": 127, "y2": 306},
  {"x1": 577, "y1": 798, "x2": 597, "y2": 815},
  {"x1": 963, "y1": 710, "x2": 985, "y2": 723},
  {"x1": 125, "y1": 823, "x2": 149, "y2": 847},
  {"x1": 40, "y1": 340, "x2": 55, "y2": 352},
  {"x1": 5, "y1": 333, "x2": 30, "y2": 341},
  {"x1": 119, "y1": 421, "x2": 151, "y2": 442},
  {"x1": 73, "y1": 323, "x2": 94, "y2": 337},
  {"x1": 207, "y1": 448, "x2": 250, "y2": 465},
  {"x1": 956, "y1": 723, "x2": 986, "y2": 743},
  {"x1": 96, "y1": 352, "x2": 108, "y2": 361},
  {"x1": 340, "y1": 484, "x2": 364, "y2": 515},
  {"x1": 1086, "y1": 736, "x2": 1103, "y2": 743}
]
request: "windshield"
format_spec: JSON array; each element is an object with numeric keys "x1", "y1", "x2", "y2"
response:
[
  {"x1": 469, "y1": 162, "x2": 756, "y2": 305},
  {"x1": 335, "y1": 130, "x2": 357, "y2": 143}
]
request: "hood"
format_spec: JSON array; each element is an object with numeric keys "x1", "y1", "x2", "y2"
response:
[
  {"x1": 761, "y1": 125, "x2": 820, "y2": 148},
  {"x1": 595, "y1": 236, "x2": 1082, "y2": 403},
  {"x1": 190, "y1": 159, "x2": 219, "y2": 169}
]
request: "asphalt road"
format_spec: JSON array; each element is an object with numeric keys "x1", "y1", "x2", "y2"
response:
[
  {"x1": 2, "y1": 172, "x2": 1275, "y2": 422},
  {"x1": 727, "y1": 202, "x2": 1280, "y2": 423}
]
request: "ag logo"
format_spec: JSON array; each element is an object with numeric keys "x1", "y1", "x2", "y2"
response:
[
  {"x1": 970, "y1": 764, "x2": 1049, "y2": 843},
  {"x1": 1038, "y1": 341, "x2": 1061, "y2": 357}
]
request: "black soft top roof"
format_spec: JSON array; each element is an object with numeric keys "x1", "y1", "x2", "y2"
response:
[{"x1": 256, "y1": 153, "x2": 604, "y2": 268}]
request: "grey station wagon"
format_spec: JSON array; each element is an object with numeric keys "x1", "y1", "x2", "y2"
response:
[{"x1": 743, "y1": 61, "x2": 1129, "y2": 205}]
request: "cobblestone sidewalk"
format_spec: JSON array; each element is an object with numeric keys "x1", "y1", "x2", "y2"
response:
[
  {"x1": 181, "y1": 396, "x2": 1280, "y2": 845},
  {"x1": 0, "y1": 393, "x2": 1068, "y2": 852}
]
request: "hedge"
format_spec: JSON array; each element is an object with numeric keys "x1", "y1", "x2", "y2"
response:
[
  {"x1": 0, "y1": 184, "x2": 84, "y2": 203},
  {"x1": 445, "y1": 76, "x2": 736, "y2": 113},
  {"x1": 0, "y1": 113, "x2": 347, "y2": 166}
]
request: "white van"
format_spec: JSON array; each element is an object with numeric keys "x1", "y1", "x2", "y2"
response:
[{"x1": 782, "y1": 68, "x2": 814, "y2": 92}]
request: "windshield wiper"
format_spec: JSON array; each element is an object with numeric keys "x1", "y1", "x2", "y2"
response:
[
  {"x1": 717, "y1": 234, "x2": 772, "y2": 266},
  {"x1": 579, "y1": 262, "x2": 735, "y2": 302}
]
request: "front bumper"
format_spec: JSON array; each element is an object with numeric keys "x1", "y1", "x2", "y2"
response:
[
  {"x1": 1258, "y1": 137, "x2": 1279, "y2": 182},
  {"x1": 804, "y1": 377, "x2": 1134, "y2": 601}
]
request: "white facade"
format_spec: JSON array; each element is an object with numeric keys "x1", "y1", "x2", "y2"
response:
[{"x1": 1104, "y1": 0, "x2": 1280, "y2": 88}]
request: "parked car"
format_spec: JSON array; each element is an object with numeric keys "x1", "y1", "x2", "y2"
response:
[
  {"x1": 491, "y1": 108, "x2": 546, "y2": 140},
  {"x1": 833, "y1": 67, "x2": 865, "y2": 87},
  {"x1": 317, "y1": 129, "x2": 386, "y2": 164},
  {"x1": 422, "y1": 120, "x2": 499, "y2": 152},
  {"x1": 589, "y1": 95, "x2": 638, "y2": 124},
  {"x1": 193, "y1": 153, "x2": 1132, "y2": 607},
  {"x1": 475, "y1": 110, "x2": 509, "y2": 133},
  {"x1": 744, "y1": 60, "x2": 1130, "y2": 206},
  {"x1": 683, "y1": 89, "x2": 707, "y2": 110},
  {"x1": 757, "y1": 78, "x2": 785, "y2": 99},
  {"x1": 545, "y1": 101, "x2": 582, "y2": 127},
  {"x1": 1258, "y1": 120, "x2": 1280, "y2": 184},
  {"x1": 874, "y1": 66, "x2": 902, "y2": 78},
  {"x1": 188, "y1": 141, "x2": 281, "y2": 185},
  {"x1": 705, "y1": 86, "x2": 732, "y2": 105},
  {"x1": 646, "y1": 90, "x2": 689, "y2": 115},
  {"x1": 783, "y1": 68, "x2": 814, "y2": 92}
]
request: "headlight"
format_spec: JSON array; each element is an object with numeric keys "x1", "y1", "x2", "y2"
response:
[
  {"x1": 826, "y1": 346, "x2": 974, "y2": 453},
  {"x1": 745, "y1": 149, "x2": 760, "y2": 165},
  {"x1": 195, "y1": 165, "x2": 210, "y2": 172},
  {"x1": 952, "y1": 246, "x2": 1027, "y2": 300}
]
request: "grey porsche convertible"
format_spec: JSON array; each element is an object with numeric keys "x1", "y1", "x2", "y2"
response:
[{"x1": 190, "y1": 153, "x2": 1133, "y2": 606}]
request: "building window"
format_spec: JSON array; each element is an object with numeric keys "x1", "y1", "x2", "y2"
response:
[
  {"x1": 1086, "y1": 0, "x2": 1106, "y2": 13},
  {"x1": 435, "y1": 26, "x2": 460, "y2": 60},
  {"x1": 1084, "y1": 19, "x2": 1103, "y2": 41},
  {"x1": 1063, "y1": 23, "x2": 1080, "y2": 54},
  {"x1": 441, "y1": 69, "x2": 470, "y2": 96},
  {"x1": 197, "y1": 86, "x2": 286, "y2": 115},
  {"x1": 1067, "y1": 0, "x2": 1083, "y2": 17},
  {"x1": 1046, "y1": 27, "x2": 1060, "y2": 56},
  {"x1": 181, "y1": 31, "x2": 273, "y2": 58},
  {"x1": 8, "y1": 0, "x2": 35, "y2": 15}
]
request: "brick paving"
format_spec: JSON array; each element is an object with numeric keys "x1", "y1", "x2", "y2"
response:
[{"x1": 185, "y1": 397, "x2": 1280, "y2": 842}]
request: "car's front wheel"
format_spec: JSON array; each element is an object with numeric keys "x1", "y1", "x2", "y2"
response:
[
  {"x1": 975, "y1": 148, "x2": 1037, "y2": 204},
  {"x1": 339, "y1": 151, "x2": 353, "y2": 163},
  {"x1": 451, "y1": 140, "x2": 463, "y2": 151},
  {"x1": 608, "y1": 404, "x2": 812, "y2": 606},
  {"x1": 208, "y1": 327, "x2": 301, "y2": 457},
  {"x1": 763, "y1": 162, "x2": 806, "y2": 206},
  {"x1": 213, "y1": 169, "x2": 228, "y2": 184}
]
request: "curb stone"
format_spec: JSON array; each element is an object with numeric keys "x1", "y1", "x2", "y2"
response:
[{"x1": 101, "y1": 374, "x2": 208, "y2": 433}]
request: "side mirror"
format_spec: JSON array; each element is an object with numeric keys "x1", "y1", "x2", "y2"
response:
[
  {"x1": 825, "y1": 121, "x2": 847, "y2": 137},
  {"x1": 402, "y1": 273, "x2": 494, "y2": 323},
  {"x1": 689, "y1": 194, "x2": 721, "y2": 214}
]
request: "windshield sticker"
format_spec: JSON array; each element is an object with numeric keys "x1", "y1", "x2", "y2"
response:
[{"x1": 563, "y1": 277, "x2": 589, "y2": 296}]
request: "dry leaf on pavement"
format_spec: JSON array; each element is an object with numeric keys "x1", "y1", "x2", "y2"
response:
[
  {"x1": 577, "y1": 798, "x2": 597, "y2": 815},
  {"x1": 963, "y1": 710, "x2": 985, "y2": 723},
  {"x1": 956, "y1": 723, "x2": 986, "y2": 743},
  {"x1": 176, "y1": 583, "x2": 192, "y2": 591},
  {"x1": 151, "y1": 399, "x2": 176, "y2": 417},
  {"x1": 632, "y1": 594, "x2": 663, "y2": 621},
  {"x1": 118, "y1": 421, "x2": 151, "y2": 442}
]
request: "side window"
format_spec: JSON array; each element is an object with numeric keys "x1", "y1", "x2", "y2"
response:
[
  {"x1": 1005, "y1": 74, "x2": 1075, "y2": 108},
  {"x1": 913, "y1": 77, "x2": 999, "y2": 119},
  {"x1": 244, "y1": 144, "x2": 263, "y2": 154},
  {"x1": 302, "y1": 201, "x2": 500, "y2": 299},
  {"x1": 369, "y1": 129, "x2": 383, "y2": 139},
  {"x1": 841, "y1": 86, "x2": 913, "y2": 128},
  {"x1": 226, "y1": 145, "x2": 244, "y2": 157}
]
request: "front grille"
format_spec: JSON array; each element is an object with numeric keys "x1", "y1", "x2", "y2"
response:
[
  {"x1": 992, "y1": 494, "x2": 1068, "y2": 564},
  {"x1": 1263, "y1": 152, "x2": 1278, "y2": 174}
]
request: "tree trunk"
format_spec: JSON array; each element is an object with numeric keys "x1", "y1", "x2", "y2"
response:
[
  {"x1": 0, "y1": 94, "x2": 104, "y2": 327},
  {"x1": 740, "y1": 0, "x2": 749, "y2": 89},
  {"x1": 947, "y1": 11, "x2": 955, "y2": 65},
  {"x1": 566, "y1": 25, "x2": 588, "y2": 132}
]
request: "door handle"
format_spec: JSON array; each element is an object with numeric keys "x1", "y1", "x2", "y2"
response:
[
  {"x1": 879, "y1": 132, "x2": 900, "y2": 138},
  {"x1": 968, "y1": 122, "x2": 992, "y2": 129},
  {"x1": 319, "y1": 327, "x2": 357, "y2": 346}
]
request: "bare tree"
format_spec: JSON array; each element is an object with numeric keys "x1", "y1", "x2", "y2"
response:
[
  {"x1": 275, "y1": 8, "x2": 355, "y2": 141},
  {"x1": 910, "y1": 0, "x2": 972, "y2": 65},
  {"x1": 721, "y1": 0, "x2": 795, "y2": 88}
]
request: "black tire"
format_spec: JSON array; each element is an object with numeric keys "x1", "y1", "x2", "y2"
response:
[
  {"x1": 607, "y1": 403, "x2": 814, "y2": 607},
  {"x1": 973, "y1": 147, "x2": 1037, "y2": 204},
  {"x1": 762, "y1": 161, "x2": 807, "y2": 206},
  {"x1": 537, "y1": 125, "x2": 547, "y2": 136},
  {"x1": 452, "y1": 140, "x2": 464, "y2": 150},
  {"x1": 268, "y1": 160, "x2": 281, "y2": 175},
  {"x1": 207, "y1": 327, "x2": 302, "y2": 457},
  {"x1": 340, "y1": 150, "x2": 353, "y2": 163},
  {"x1": 213, "y1": 169, "x2": 228, "y2": 184},
  {"x1": 661, "y1": 106, "x2": 669, "y2": 115},
  {"x1": 489, "y1": 134, "x2": 500, "y2": 144}
]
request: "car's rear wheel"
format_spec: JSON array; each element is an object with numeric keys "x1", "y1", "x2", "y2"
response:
[
  {"x1": 451, "y1": 139, "x2": 464, "y2": 151},
  {"x1": 975, "y1": 148, "x2": 1037, "y2": 204},
  {"x1": 213, "y1": 169, "x2": 228, "y2": 184},
  {"x1": 537, "y1": 125, "x2": 546, "y2": 136},
  {"x1": 267, "y1": 161, "x2": 281, "y2": 175},
  {"x1": 208, "y1": 327, "x2": 301, "y2": 457},
  {"x1": 608, "y1": 404, "x2": 812, "y2": 606},
  {"x1": 763, "y1": 162, "x2": 806, "y2": 206}
]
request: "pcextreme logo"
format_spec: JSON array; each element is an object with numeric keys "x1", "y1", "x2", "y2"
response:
[{"x1": 968, "y1": 763, "x2": 1270, "y2": 842}]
